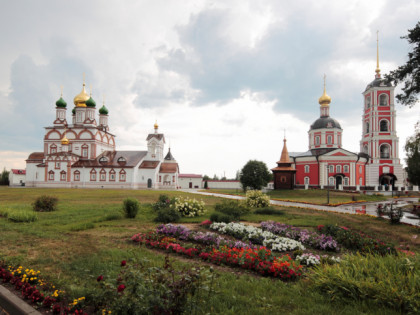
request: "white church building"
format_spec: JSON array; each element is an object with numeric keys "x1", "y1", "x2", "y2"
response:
[{"x1": 26, "y1": 82, "x2": 179, "y2": 189}]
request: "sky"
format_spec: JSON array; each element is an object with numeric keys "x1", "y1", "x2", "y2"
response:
[{"x1": 0, "y1": 0, "x2": 419, "y2": 178}]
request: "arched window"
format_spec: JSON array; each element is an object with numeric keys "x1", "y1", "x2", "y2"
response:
[
  {"x1": 336, "y1": 165, "x2": 342, "y2": 173},
  {"x1": 48, "y1": 170, "x2": 54, "y2": 181},
  {"x1": 82, "y1": 144, "x2": 89, "y2": 158},
  {"x1": 315, "y1": 136, "x2": 320, "y2": 145},
  {"x1": 363, "y1": 145, "x2": 368, "y2": 154},
  {"x1": 343, "y1": 165, "x2": 349, "y2": 173},
  {"x1": 74, "y1": 170, "x2": 80, "y2": 181},
  {"x1": 328, "y1": 177, "x2": 334, "y2": 186},
  {"x1": 109, "y1": 169, "x2": 116, "y2": 181},
  {"x1": 344, "y1": 177, "x2": 349, "y2": 186},
  {"x1": 304, "y1": 177, "x2": 310, "y2": 185},
  {"x1": 50, "y1": 144, "x2": 57, "y2": 154},
  {"x1": 119, "y1": 169, "x2": 126, "y2": 182},
  {"x1": 329, "y1": 165, "x2": 334, "y2": 173},
  {"x1": 60, "y1": 171, "x2": 66, "y2": 181},
  {"x1": 99, "y1": 156, "x2": 108, "y2": 163},
  {"x1": 366, "y1": 122, "x2": 370, "y2": 133},
  {"x1": 366, "y1": 96, "x2": 371, "y2": 108},
  {"x1": 380, "y1": 144, "x2": 390, "y2": 158},
  {"x1": 379, "y1": 93, "x2": 388, "y2": 106},
  {"x1": 90, "y1": 169, "x2": 97, "y2": 181},
  {"x1": 100, "y1": 169, "x2": 106, "y2": 181},
  {"x1": 380, "y1": 120, "x2": 389, "y2": 132},
  {"x1": 327, "y1": 135, "x2": 332, "y2": 145},
  {"x1": 304, "y1": 165, "x2": 310, "y2": 173}
]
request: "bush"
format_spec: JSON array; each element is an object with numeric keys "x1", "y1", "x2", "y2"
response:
[
  {"x1": 154, "y1": 208, "x2": 181, "y2": 223},
  {"x1": 103, "y1": 213, "x2": 123, "y2": 221},
  {"x1": 309, "y1": 253, "x2": 420, "y2": 313},
  {"x1": 122, "y1": 198, "x2": 140, "y2": 218},
  {"x1": 7, "y1": 210, "x2": 38, "y2": 223},
  {"x1": 94, "y1": 257, "x2": 216, "y2": 314},
  {"x1": 172, "y1": 197, "x2": 205, "y2": 217},
  {"x1": 244, "y1": 190, "x2": 270, "y2": 208},
  {"x1": 387, "y1": 205, "x2": 404, "y2": 224},
  {"x1": 33, "y1": 195, "x2": 58, "y2": 212},
  {"x1": 152, "y1": 194, "x2": 173, "y2": 211},
  {"x1": 254, "y1": 207, "x2": 283, "y2": 215},
  {"x1": 214, "y1": 200, "x2": 249, "y2": 219},
  {"x1": 209, "y1": 212, "x2": 234, "y2": 223}
]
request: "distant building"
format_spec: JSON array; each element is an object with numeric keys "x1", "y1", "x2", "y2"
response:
[
  {"x1": 179, "y1": 174, "x2": 203, "y2": 189},
  {"x1": 26, "y1": 82, "x2": 179, "y2": 189},
  {"x1": 9, "y1": 169, "x2": 26, "y2": 186},
  {"x1": 272, "y1": 138, "x2": 296, "y2": 189}
]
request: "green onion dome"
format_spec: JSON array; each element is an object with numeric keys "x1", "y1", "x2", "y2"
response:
[
  {"x1": 86, "y1": 97, "x2": 96, "y2": 108},
  {"x1": 55, "y1": 97, "x2": 67, "y2": 108},
  {"x1": 72, "y1": 108, "x2": 76, "y2": 115},
  {"x1": 99, "y1": 105, "x2": 109, "y2": 115}
]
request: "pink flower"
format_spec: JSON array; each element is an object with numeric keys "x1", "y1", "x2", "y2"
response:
[
  {"x1": 97, "y1": 275, "x2": 103, "y2": 282},
  {"x1": 117, "y1": 284, "x2": 126, "y2": 292},
  {"x1": 121, "y1": 260, "x2": 127, "y2": 267}
]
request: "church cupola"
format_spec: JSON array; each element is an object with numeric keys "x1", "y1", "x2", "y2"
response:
[
  {"x1": 318, "y1": 75, "x2": 331, "y2": 117},
  {"x1": 73, "y1": 82, "x2": 90, "y2": 107},
  {"x1": 154, "y1": 121, "x2": 159, "y2": 134},
  {"x1": 147, "y1": 122, "x2": 165, "y2": 160},
  {"x1": 54, "y1": 89, "x2": 67, "y2": 126},
  {"x1": 61, "y1": 131, "x2": 69, "y2": 153},
  {"x1": 84, "y1": 89, "x2": 97, "y2": 125},
  {"x1": 99, "y1": 102, "x2": 109, "y2": 131}
]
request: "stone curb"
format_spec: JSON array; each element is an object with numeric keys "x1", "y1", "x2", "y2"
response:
[{"x1": 0, "y1": 285, "x2": 42, "y2": 315}]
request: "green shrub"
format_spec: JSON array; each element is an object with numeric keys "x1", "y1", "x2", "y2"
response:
[
  {"x1": 172, "y1": 197, "x2": 205, "y2": 217},
  {"x1": 93, "y1": 257, "x2": 216, "y2": 314},
  {"x1": 6, "y1": 210, "x2": 38, "y2": 223},
  {"x1": 33, "y1": 195, "x2": 58, "y2": 212},
  {"x1": 122, "y1": 198, "x2": 140, "y2": 218},
  {"x1": 309, "y1": 253, "x2": 420, "y2": 313},
  {"x1": 152, "y1": 194, "x2": 173, "y2": 211},
  {"x1": 214, "y1": 200, "x2": 249, "y2": 219},
  {"x1": 154, "y1": 208, "x2": 180, "y2": 223},
  {"x1": 210, "y1": 212, "x2": 234, "y2": 223},
  {"x1": 0, "y1": 208, "x2": 10, "y2": 218},
  {"x1": 244, "y1": 190, "x2": 270, "y2": 208},
  {"x1": 254, "y1": 207, "x2": 283, "y2": 215}
]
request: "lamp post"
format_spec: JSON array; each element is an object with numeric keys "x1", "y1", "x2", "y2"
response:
[{"x1": 326, "y1": 164, "x2": 330, "y2": 204}]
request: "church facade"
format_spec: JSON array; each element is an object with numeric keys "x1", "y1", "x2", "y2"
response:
[
  {"x1": 276, "y1": 41, "x2": 404, "y2": 190},
  {"x1": 26, "y1": 82, "x2": 179, "y2": 189}
]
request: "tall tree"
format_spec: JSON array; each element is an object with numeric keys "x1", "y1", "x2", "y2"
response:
[
  {"x1": 0, "y1": 168, "x2": 9, "y2": 185},
  {"x1": 405, "y1": 122, "x2": 420, "y2": 186},
  {"x1": 239, "y1": 160, "x2": 271, "y2": 191},
  {"x1": 386, "y1": 21, "x2": 420, "y2": 107}
]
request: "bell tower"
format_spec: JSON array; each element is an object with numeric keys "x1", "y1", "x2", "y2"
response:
[{"x1": 360, "y1": 31, "x2": 403, "y2": 188}]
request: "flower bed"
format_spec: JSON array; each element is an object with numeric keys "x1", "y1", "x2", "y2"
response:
[
  {"x1": 260, "y1": 221, "x2": 339, "y2": 252},
  {"x1": 131, "y1": 232, "x2": 303, "y2": 280},
  {"x1": 209, "y1": 222, "x2": 305, "y2": 252},
  {"x1": 317, "y1": 225, "x2": 396, "y2": 255},
  {"x1": 156, "y1": 224, "x2": 257, "y2": 249},
  {"x1": 0, "y1": 263, "x2": 86, "y2": 314}
]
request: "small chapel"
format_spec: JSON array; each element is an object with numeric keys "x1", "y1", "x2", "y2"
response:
[{"x1": 26, "y1": 81, "x2": 179, "y2": 189}]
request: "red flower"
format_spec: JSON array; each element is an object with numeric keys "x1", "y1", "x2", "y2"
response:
[
  {"x1": 97, "y1": 275, "x2": 103, "y2": 282},
  {"x1": 117, "y1": 284, "x2": 126, "y2": 292},
  {"x1": 121, "y1": 260, "x2": 127, "y2": 267}
]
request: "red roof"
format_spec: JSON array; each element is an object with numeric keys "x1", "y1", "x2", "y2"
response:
[
  {"x1": 139, "y1": 161, "x2": 159, "y2": 169},
  {"x1": 179, "y1": 174, "x2": 202, "y2": 178},
  {"x1": 11, "y1": 169, "x2": 26, "y2": 175},
  {"x1": 159, "y1": 163, "x2": 179, "y2": 173}
]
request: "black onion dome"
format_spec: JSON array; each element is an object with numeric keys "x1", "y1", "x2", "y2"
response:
[
  {"x1": 365, "y1": 77, "x2": 393, "y2": 91},
  {"x1": 310, "y1": 117, "x2": 342, "y2": 130}
]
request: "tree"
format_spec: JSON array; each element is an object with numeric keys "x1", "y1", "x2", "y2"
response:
[
  {"x1": 0, "y1": 168, "x2": 9, "y2": 186},
  {"x1": 239, "y1": 160, "x2": 271, "y2": 191},
  {"x1": 212, "y1": 174, "x2": 219, "y2": 180},
  {"x1": 203, "y1": 175, "x2": 210, "y2": 181},
  {"x1": 405, "y1": 122, "x2": 420, "y2": 186},
  {"x1": 385, "y1": 21, "x2": 420, "y2": 107}
]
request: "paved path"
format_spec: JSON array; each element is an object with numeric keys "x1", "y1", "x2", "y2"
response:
[{"x1": 183, "y1": 190, "x2": 420, "y2": 226}]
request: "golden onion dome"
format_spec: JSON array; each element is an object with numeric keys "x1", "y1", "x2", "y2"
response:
[
  {"x1": 318, "y1": 86, "x2": 332, "y2": 106},
  {"x1": 61, "y1": 133, "x2": 69, "y2": 145},
  {"x1": 154, "y1": 121, "x2": 159, "y2": 129},
  {"x1": 73, "y1": 84, "x2": 89, "y2": 107}
]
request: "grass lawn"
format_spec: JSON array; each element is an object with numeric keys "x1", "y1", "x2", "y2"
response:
[
  {"x1": 0, "y1": 187, "x2": 419, "y2": 314},
  {"x1": 203, "y1": 188, "x2": 390, "y2": 204}
]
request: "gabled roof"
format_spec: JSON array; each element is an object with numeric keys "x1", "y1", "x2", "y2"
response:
[
  {"x1": 72, "y1": 150, "x2": 147, "y2": 168},
  {"x1": 26, "y1": 152, "x2": 44, "y2": 162},
  {"x1": 139, "y1": 161, "x2": 160, "y2": 169},
  {"x1": 159, "y1": 162, "x2": 178, "y2": 173}
]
